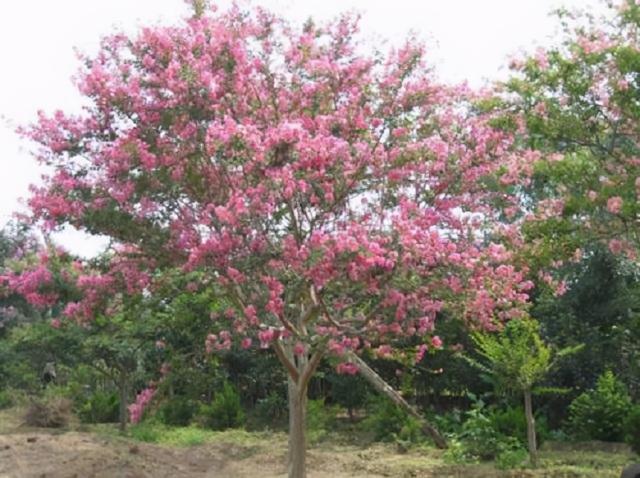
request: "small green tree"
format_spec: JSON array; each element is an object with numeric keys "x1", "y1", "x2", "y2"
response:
[
  {"x1": 568, "y1": 370, "x2": 631, "y2": 442},
  {"x1": 466, "y1": 318, "x2": 579, "y2": 466}
]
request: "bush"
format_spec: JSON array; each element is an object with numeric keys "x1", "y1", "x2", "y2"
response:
[
  {"x1": 0, "y1": 389, "x2": 15, "y2": 410},
  {"x1": 429, "y1": 409, "x2": 463, "y2": 436},
  {"x1": 624, "y1": 405, "x2": 640, "y2": 455},
  {"x1": 252, "y1": 391, "x2": 287, "y2": 427},
  {"x1": 326, "y1": 373, "x2": 369, "y2": 420},
  {"x1": 495, "y1": 448, "x2": 528, "y2": 470},
  {"x1": 360, "y1": 396, "x2": 425, "y2": 446},
  {"x1": 361, "y1": 395, "x2": 410, "y2": 441},
  {"x1": 159, "y1": 396, "x2": 197, "y2": 427},
  {"x1": 443, "y1": 438, "x2": 477, "y2": 464},
  {"x1": 24, "y1": 397, "x2": 72, "y2": 428},
  {"x1": 458, "y1": 401, "x2": 522, "y2": 460},
  {"x1": 568, "y1": 371, "x2": 631, "y2": 441},
  {"x1": 489, "y1": 405, "x2": 549, "y2": 447},
  {"x1": 77, "y1": 390, "x2": 119, "y2": 424},
  {"x1": 307, "y1": 398, "x2": 339, "y2": 442},
  {"x1": 197, "y1": 382, "x2": 244, "y2": 430}
]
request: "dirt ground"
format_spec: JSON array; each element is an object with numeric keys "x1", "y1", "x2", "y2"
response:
[
  {"x1": 0, "y1": 408, "x2": 636, "y2": 478},
  {"x1": 0, "y1": 428, "x2": 454, "y2": 478}
]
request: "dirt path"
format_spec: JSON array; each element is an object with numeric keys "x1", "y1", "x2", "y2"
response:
[
  {"x1": 0, "y1": 409, "x2": 633, "y2": 478},
  {"x1": 0, "y1": 428, "x2": 450, "y2": 478}
]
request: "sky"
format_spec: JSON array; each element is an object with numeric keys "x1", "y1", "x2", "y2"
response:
[{"x1": 0, "y1": 0, "x2": 602, "y2": 257}]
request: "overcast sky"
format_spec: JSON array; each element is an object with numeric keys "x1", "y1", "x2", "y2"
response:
[{"x1": 0, "y1": 0, "x2": 601, "y2": 256}]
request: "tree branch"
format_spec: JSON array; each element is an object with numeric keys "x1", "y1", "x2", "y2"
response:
[{"x1": 272, "y1": 339, "x2": 299, "y2": 382}]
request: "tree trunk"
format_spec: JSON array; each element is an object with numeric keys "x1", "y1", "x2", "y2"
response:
[
  {"x1": 348, "y1": 352, "x2": 448, "y2": 449},
  {"x1": 118, "y1": 373, "x2": 129, "y2": 433},
  {"x1": 272, "y1": 337, "x2": 324, "y2": 478},
  {"x1": 287, "y1": 377, "x2": 308, "y2": 478},
  {"x1": 523, "y1": 389, "x2": 537, "y2": 466}
]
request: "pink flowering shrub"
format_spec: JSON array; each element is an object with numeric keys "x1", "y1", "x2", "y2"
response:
[{"x1": 128, "y1": 387, "x2": 156, "y2": 424}]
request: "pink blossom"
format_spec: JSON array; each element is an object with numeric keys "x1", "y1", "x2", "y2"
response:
[
  {"x1": 336, "y1": 362, "x2": 359, "y2": 375},
  {"x1": 609, "y1": 239, "x2": 624, "y2": 254},
  {"x1": 431, "y1": 336, "x2": 443, "y2": 349},
  {"x1": 607, "y1": 196, "x2": 623, "y2": 214},
  {"x1": 415, "y1": 344, "x2": 428, "y2": 363},
  {"x1": 128, "y1": 387, "x2": 156, "y2": 424},
  {"x1": 258, "y1": 328, "x2": 276, "y2": 349},
  {"x1": 534, "y1": 48, "x2": 549, "y2": 70}
]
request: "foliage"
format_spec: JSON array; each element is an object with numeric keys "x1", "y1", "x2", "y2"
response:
[
  {"x1": 197, "y1": 382, "x2": 244, "y2": 431},
  {"x1": 77, "y1": 390, "x2": 120, "y2": 424},
  {"x1": 159, "y1": 396, "x2": 197, "y2": 427},
  {"x1": 326, "y1": 372, "x2": 370, "y2": 419},
  {"x1": 624, "y1": 405, "x2": 640, "y2": 455},
  {"x1": 361, "y1": 395, "x2": 409, "y2": 442},
  {"x1": 252, "y1": 391, "x2": 288, "y2": 428},
  {"x1": 0, "y1": 389, "x2": 14, "y2": 410},
  {"x1": 489, "y1": 405, "x2": 550, "y2": 447},
  {"x1": 306, "y1": 398, "x2": 339, "y2": 442},
  {"x1": 533, "y1": 248, "x2": 640, "y2": 401},
  {"x1": 129, "y1": 420, "x2": 164, "y2": 443},
  {"x1": 360, "y1": 395, "x2": 424, "y2": 445},
  {"x1": 455, "y1": 399, "x2": 524, "y2": 461},
  {"x1": 467, "y1": 318, "x2": 553, "y2": 395},
  {"x1": 495, "y1": 447, "x2": 529, "y2": 470},
  {"x1": 503, "y1": 1, "x2": 640, "y2": 262},
  {"x1": 568, "y1": 371, "x2": 631, "y2": 442}
]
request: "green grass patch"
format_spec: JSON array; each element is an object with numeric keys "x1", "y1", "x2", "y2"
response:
[{"x1": 117, "y1": 420, "x2": 281, "y2": 448}]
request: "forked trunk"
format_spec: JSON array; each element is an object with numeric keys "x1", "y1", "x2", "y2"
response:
[
  {"x1": 524, "y1": 389, "x2": 537, "y2": 466},
  {"x1": 272, "y1": 338, "x2": 324, "y2": 478}
]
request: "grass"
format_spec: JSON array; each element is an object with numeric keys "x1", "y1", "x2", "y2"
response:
[
  {"x1": 85, "y1": 417, "x2": 638, "y2": 476},
  {"x1": 92, "y1": 419, "x2": 281, "y2": 448}
]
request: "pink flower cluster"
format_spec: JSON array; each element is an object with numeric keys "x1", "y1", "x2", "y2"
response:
[{"x1": 128, "y1": 387, "x2": 156, "y2": 424}]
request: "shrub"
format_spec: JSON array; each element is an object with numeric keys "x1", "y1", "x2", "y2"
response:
[
  {"x1": 457, "y1": 401, "x2": 523, "y2": 461},
  {"x1": 306, "y1": 398, "x2": 339, "y2": 442},
  {"x1": 326, "y1": 373, "x2": 369, "y2": 420},
  {"x1": 252, "y1": 391, "x2": 287, "y2": 427},
  {"x1": 429, "y1": 409, "x2": 463, "y2": 436},
  {"x1": 568, "y1": 371, "x2": 631, "y2": 441},
  {"x1": 159, "y1": 396, "x2": 197, "y2": 427},
  {"x1": 0, "y1": 389, "x2": 14, "y2": 410},
  {"x1": 624, "y1": 405, "x2": 640, "y2": 455},
  {"x1": 197, "y1": 382, "x2": 244, "y2": 430},
  {"x1": 489, "y1": 405, "x2": 549, "y2": 447},
  {"x1": 495, "y1": 448, "x2": 528, "y2": 470},
  {"x1": 24, "y1": 397, "x2": 72, "y2": 428},
  {"x1": 77, "y1": 390, "x2": 119, "y2": 424},
  {"x1": 361, "y1": 395, "x2": 410, "y2": 441},
  {"x1": 360, "y1": 396, "x2": 426, "y2": 445},
  {"x1": 443, "y1": 438, "x2": 477, "y2": 464}
]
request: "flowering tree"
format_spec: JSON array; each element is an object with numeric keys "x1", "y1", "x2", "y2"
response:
[
  {"x1": 0, "y1": 242, "x2": 161, "y2": 431},
  {"x1": 504, "y1": 0, "x2": 640, "y2": 268},
  {"x1": 22, "y1": 4, "x2": 532, "y2": 476}
]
